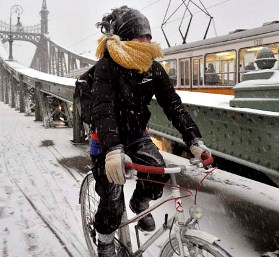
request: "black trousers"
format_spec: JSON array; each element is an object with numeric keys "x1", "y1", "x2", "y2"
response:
[{"x1": 92, "y1": 139, "x2": 170, "y2": 235}]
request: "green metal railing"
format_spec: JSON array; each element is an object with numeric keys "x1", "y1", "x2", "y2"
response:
[{"x1": 149, "y1": 99, "x2": 279, "y2": 177}]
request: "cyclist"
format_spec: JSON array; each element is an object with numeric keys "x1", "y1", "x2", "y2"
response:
[{"x1": 90, "y1": 6, "x2": 213, "y2": 257}]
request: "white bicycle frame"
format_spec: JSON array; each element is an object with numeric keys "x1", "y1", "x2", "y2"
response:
[{"x1": 118, "y1": 164, "x2": 220, "y2": 257}]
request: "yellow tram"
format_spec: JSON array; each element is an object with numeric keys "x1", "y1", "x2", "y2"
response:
[{"x1": 158, "y1": 21, "x2": 279, "y2": 95}]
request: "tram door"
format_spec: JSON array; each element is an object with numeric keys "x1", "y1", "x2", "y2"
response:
[
  {"x1": 179, "y1": 58, "x2": 191, "y2": 88},
  {"x1": 192, "y1": 57, "x2": 203, "y2": 87}
]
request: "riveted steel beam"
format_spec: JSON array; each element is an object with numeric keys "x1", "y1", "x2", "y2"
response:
[
  {"x1": 0, "y1": 63, "x2": 4, "y2": 102},
  {"x1": 149, "y1": 99, "x2": 279, "y2": 177}
]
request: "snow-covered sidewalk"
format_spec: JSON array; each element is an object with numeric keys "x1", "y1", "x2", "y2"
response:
[{"x1": 0, "y1": 103, "x2": 90, "y2": 257}]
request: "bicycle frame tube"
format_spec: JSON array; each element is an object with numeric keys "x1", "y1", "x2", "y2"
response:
[
  {"x1": 170, "y1": 174, "x2": 186, "y2": 225},
  {"x1": 122, "y1": 173, "x2": 189, "y2": 256},
  {"x1": 120, "y1": 193, "x2": 174, "y2": 227},
  {"x1": 118, "y1": 209, "x2": 133, "y2": 253},
  {"x1": 132, "y1": 215, "x2": 190, "y2": 257}
]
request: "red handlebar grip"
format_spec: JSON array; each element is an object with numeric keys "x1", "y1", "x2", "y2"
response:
[
  {"x1": 125, "y1": 163, "x2": 165, "y2": 174},
  {"x1": 201, "y1": 153, "x2": 214, "y2": 167}
]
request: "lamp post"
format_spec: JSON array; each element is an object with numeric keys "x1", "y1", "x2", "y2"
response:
[{"x1": 8, "y1": 5, "x2": 23, "y2": 61}]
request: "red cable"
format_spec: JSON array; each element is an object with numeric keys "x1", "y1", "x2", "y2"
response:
[
  {"x1": 135, "y1": 166, "x2": 217, "y2": 206},
  {"x1": 122, "y1": 168, "x2": 216, "y2": 227},
  {"x1": 137, "y1": 177, "x2": 192, "y2": 195},
  {"x1": 194, "y1": 167, "x2": 216, "y2": 205}
]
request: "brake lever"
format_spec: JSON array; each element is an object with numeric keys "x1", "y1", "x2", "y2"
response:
[{"x1": 189, "y1": 158, "x2": 203, "y2": 167}]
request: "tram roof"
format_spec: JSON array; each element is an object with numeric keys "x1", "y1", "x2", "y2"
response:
[{"x1": 162, "y1": 21, "x2": 279, "y2": 55}]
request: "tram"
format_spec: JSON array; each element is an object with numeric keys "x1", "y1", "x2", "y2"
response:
[{"x1": 158, "y1": 21, "x2": 279, "y2": 95}]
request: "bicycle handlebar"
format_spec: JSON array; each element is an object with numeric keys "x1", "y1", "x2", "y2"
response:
[
  {"x1": 125, "y1": 154, "x2": 214, "y2": 175},
  {"x1": 125, "y1": 163, "x2": 166, "y2": 174},
  {"x1": 125, "y1": 153, "x2": 214, "y2": 174}
]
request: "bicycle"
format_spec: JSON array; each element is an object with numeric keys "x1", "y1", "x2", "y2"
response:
[{"x1": 79, "y1": 155, "x2": 233, "y2": 257}]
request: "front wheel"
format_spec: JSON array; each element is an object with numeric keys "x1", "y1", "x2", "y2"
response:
[{"x1": 160, "y1": 235, "x2": 232, "y2": 257}]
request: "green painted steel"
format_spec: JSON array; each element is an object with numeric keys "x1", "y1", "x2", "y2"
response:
[{"x1": 148, "y1": 99, "x2": 279, "y2": 173}]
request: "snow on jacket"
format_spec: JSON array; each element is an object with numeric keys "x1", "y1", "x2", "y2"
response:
[{"x1": 91, "y1": 55, "x2": 202, "y2": 153}]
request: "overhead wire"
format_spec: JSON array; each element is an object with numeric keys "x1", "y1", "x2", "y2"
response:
[
  {"x1": 153, "y1": 0, "x2": 230, "y2": 29},
  {"x1": 68, "y1": 0, "x2": 229, "y2": 48},
  {"x1": 68, "y1": 31, "x2": 99, "y2": 48},
  {"x1": 140, "y1": 0, "x2": 162, "y2": 11},
  {"x1": 68, "y1": 0, "x2": 162, "y2": 48}
]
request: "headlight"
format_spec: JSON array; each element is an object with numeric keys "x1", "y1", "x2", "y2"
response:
[{"x1": 189, "y1": 205, "x2": 204, "y2": 220}]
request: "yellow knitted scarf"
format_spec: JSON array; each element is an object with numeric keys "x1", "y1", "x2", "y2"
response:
[{"x1": 95, "y1": 35, "x2": 164, "y2": 73}]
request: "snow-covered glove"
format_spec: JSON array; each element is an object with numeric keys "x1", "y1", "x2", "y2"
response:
[
  {"x1": 190, "y1": 139, "x2": 213, "y2": 167},
  {"x1": 105, "y1": 146, "x2": 133, "y2": 185}
]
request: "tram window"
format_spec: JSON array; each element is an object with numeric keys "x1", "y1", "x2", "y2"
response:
[
  {"x1": 239, "y1": 43, "x2": 279, "y2": 81},
  {"x1": 180, "y1": 59, "x2": 190, "y2": 87},
  {"x1": 192, "y1": 57, "x2": 203, "y2": 86},
  {"x1": 205, "y1": 50, "x2": 236, "y2": 86},
  {"x1": 160, "y1": 59, "x2": 177, "y2": 87}
]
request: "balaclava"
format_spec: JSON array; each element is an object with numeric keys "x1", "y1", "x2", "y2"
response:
[
  {"x1": 112, "y1": 8, "x2": 152, "y2": 41},
  {"x1": 96, "y1": 6, "x2": 163, "y2": 73}
]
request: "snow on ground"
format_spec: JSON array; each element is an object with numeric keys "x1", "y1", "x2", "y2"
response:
[
  {"x1": 0, "y1": 103, "x2": 89, "y2": 256},
  {"x1": 0, "y1": 102, "x2": 278, "y2": 257}
]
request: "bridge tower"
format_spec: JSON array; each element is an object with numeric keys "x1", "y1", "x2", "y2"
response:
[{"x1": 40, "y1": 0, "x2": 49, "y2": 34}]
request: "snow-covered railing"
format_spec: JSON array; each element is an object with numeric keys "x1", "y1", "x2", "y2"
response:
[
  {"x1": 1, "y1": 58, "x2": 76, "y2": 101},
  {"x1": 0, "y1": 43, "x2": 76, "y2": 129}
]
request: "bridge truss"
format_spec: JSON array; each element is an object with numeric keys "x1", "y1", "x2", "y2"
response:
[{"x1": 0, "y1": 20, "x2": 95, "y2": 76}]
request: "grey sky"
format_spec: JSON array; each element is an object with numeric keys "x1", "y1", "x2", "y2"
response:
[{"x1": 1, "y1": 0, "x2": 279, "y2": 65}]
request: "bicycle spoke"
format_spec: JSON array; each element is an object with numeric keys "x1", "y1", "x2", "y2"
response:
[{"x1": 80, "y1": 173, "x2": 99, "y2": 256}]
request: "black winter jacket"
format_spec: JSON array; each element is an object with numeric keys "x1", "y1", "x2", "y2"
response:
[{"x1": 91, "y1": 55, "x2": 201, "y2": 153}]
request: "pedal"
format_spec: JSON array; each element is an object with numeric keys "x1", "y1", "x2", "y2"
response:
[
  {"x1": 163, "y1": 214, "x2": 168, "y2": 229},
  {"x1": 189, "y1": 158, "x2": 200, "y2": 165},
  {"x1": 90, "y1": 228, "x2": 96, "y2": 244}
]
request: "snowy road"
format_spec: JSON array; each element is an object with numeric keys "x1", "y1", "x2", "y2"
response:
[
  {"x1": 0, "y1": 103, "x2": 90, "y2": 257},
  {"x1": 0, "y1": 102, "x2": 279, "y2": 257}
]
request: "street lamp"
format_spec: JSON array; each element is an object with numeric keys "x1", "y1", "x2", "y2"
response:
[{"x1": 8, "y1": 5, "x2": 23, "y2": 61}]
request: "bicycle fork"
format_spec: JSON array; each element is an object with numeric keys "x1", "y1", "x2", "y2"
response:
[
  {"x1": 173, "y1": 186, "x2": 188, "y2": 257},
  {"x1": 118, "y1": 209, "x2": 133, "y2": 253}
]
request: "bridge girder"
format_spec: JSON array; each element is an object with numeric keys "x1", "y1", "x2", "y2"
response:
[
  {"x1": 0, "y1": 31, "x2": 40, "y2": 46},
  {"x1": 0, "y1": 30, "x2": 95, "y2": 76}
]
